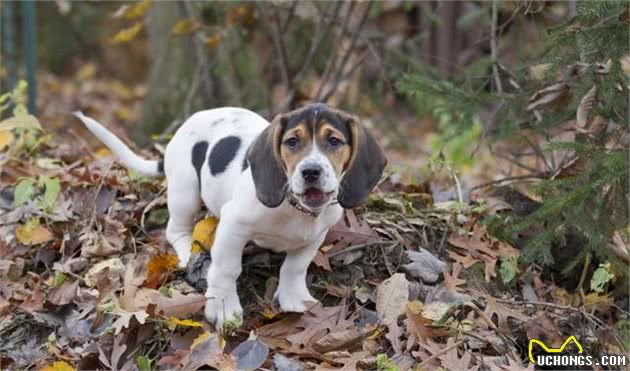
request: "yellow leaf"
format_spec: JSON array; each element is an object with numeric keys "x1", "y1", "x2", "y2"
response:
[
  {"x1": 75, "y1": 62, "x2": 97, "y2": 81},
  {"x1": 0, "y1": 131, "x2": 13, "y2": 151},
  {"x1": 191, "y1": 331, "x2": 211, "y2": 349},
  {"x1": 145, "y1": 253, "x2": 179, "y2": 288},
  {"x1": 40, "y1": 361, "x2": 76, "y2": 371},
  {"x1": 0, "y1": 115, "x2": 41, "y2": 131},
  {"x1": 171, "y1": 18, "x2": 199, "y2": 36},
  {"x1": 167, "y1": 317, "x2": 204, "y2": 329},
  {"x1": 191, "y1": 216, "x2": 218, "y2": 253},
  {"x1": 204, "y1": 34, "x2": 222, "y2": 50},
  {"x1": 123, "y1": 0, "x2": 151, "y2": 20},
  {"x1": 111, "y1": 22, "x2": 143, "y2": 44},
  {"x1": 16, "y1": 220, "x2": 54, "y2": 245},
  {"x1": 95, "y1": 148, "x2": 113, "y2": 158}
]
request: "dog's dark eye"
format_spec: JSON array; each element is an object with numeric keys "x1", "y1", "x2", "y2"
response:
[
  {"x1": 328, "y1": 137, "x2": 343, "y2": 147},
  {"x1": 284, "y1": 137, "x2": 299, "y2": 148}
]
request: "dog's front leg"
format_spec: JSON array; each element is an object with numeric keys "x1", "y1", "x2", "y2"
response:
[
  {"x1": 204, "y1": 206, "x2": 247, "y2": 329},
  {"x1": 275, "y1": 233, "x2": 326, "y2": 312}
]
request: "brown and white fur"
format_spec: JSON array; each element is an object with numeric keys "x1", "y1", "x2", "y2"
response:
[{"x1": 75, "y1": 103, "x2": 387, "y2": 328}]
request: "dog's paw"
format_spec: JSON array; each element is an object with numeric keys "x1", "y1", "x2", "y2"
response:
[
  {"x1": 204, "y1": 287, "x2": 243, "y2": 329},
  {"x1": 276, "y1": 287, "x2": 317, "y2": 313}
]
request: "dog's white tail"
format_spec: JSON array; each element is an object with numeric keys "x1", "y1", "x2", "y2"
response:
[{"x1": 74, "y1": 112, "x2": 163, "y2": 176}]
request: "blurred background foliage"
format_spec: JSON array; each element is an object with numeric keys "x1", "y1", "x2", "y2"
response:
[{"x1": 1, "y1": 0, "x2": 628, "y2": 279}]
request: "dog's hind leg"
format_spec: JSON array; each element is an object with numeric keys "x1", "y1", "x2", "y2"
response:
[{"x1": 166, "y1": 179, "x2": 202, "y2": 268}]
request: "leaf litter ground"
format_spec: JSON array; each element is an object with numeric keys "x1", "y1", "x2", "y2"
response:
[{"x1": 0, "y1": 122, "x2": 627, "y2": 370}]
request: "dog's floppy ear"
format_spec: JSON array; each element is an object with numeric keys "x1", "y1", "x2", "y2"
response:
[
  {"x1": 338, "y1": 113, "x2": 387, "y2": 209},
  {"x1": 247, "y1": 114, "x2": 288, "y2": 208}
]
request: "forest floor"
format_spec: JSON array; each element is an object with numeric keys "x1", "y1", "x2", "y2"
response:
[{"x1": 0, "y1": 73, "x2": 627, "y2": 370}]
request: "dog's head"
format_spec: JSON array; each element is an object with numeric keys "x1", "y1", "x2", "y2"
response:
[{"x1": 247, "y1": 103, "x2": 387, "y2": 212}]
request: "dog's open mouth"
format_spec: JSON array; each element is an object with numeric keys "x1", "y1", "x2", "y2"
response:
[{"x1": 301, "y1": 188, "x2": 332, "y2": 208}]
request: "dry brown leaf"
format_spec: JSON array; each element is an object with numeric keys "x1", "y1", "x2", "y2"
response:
[
  {"x1": 84, "y1": 257, "x2": 124, "y2": 288},
  {"x1": 314, "y1": 326, "x2": 371, "y2": 353},
  {"x1": 111, "y1": 309, "x2": 149, "y2": 335},
  {"x1": 145, "y1": 253, "x2": 178, "y2": 288},
  {"x1": 448, "y1": 223, "x2": 519, "y2": 282},
  {"x1": 16, "y1": 222, "x2": 54, "y2": 245},
  {"x1": 178, "y1": 332, "x2": 236, "y2": 370},
  {"x1": 480, "y1": 293, "x2": 529, "y2": 333},
  {"x1": 47, "y1": 280, "x2": 78, "y2": 306},
  {"x1": 443, "y1": 263, "x2": 466, "y2": 292},
  {"x1": 385, "y1": 320, "x2": 404, "y2": 355},
  {"x1": 324, "y1": 210, "x2": 378, "y2": 253},
  {"x1": 438, "y1": 338, "x2": 479, "y2": 371},
  {"x1": 527, "y1": 82, "x2": 571, "y2": 113},
  {"x1": 576, "y1": 85, "x2": 598, "y2": 131},
  {"x1": 259, "y1": 303, "x2": 354, "y2": 354},
  {"x1": 376, "y1": 273, "x2": 409, "y2": 324},
  {"x1": 156, "y1": 292, "x2": 206, "y2": 317}
]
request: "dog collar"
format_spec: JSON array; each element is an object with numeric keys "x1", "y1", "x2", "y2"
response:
[{"x1": 287, "y1": 192, "x2": 320, "y2": 218}]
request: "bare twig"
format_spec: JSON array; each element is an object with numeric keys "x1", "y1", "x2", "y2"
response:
[
  {"x1": 256, "y1": 3, "x2": 291, "y2": 91},
  {"x1": 319, "y1": 2, "x2": 373, "y2": 103},
  {"x1": 470, "y1": 174, "x2": 548, "y2": 191},
  {"x1": 327, "y1": 241, "x2": 389, "y2": 258},
  {"x1": 491, "y1": 0, "x2": 503, "y2": 94},
  {"x1": 281, "y1": 2, "x2": 342, "y2": 110},
  {"x1": 314, "y1": 2, "x2": 355, "y2": 100}
]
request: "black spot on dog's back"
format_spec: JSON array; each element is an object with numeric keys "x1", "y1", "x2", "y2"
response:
[
  {"x1": 192, "y1": 141, "x2": 209, "y2": 188},
  {"x1": 209, "y1": 136, "x2": 241, "y2": 175}
]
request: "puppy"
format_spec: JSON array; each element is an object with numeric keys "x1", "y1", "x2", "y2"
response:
[{"x1": 75, "y1": 103, "x2": 386, "y2": 327}]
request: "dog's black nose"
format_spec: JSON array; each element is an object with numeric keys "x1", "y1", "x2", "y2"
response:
[{"x1": 301, "y1": 166, "x2": 322, "y2": 183}]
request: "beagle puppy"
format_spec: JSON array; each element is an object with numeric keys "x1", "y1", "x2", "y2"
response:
[{"x1": 75, "y1": 103, "x2": 386, "y2": 327}]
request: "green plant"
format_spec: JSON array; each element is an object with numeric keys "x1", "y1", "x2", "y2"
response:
[{"x1": 398, "y1": 1, "x2": 629, "y2": 279}]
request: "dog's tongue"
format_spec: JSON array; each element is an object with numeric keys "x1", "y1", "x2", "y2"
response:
[{"x1": 304, "y1": 188, "x2": 326, "y2": 206}]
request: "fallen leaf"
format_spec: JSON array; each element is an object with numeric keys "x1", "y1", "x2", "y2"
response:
[
  {"x1": 191, "y1": 216, "x2": 218, "y2": 253},
  {"x1": 179, "y1": 332, "x2": 236, "y2": 370},
  {"x1": 480, "y1": 293, "x2": 529, "y2": 333},
  {"x1": 16, "y1": 219, "x2": 54, "y2": 245},
  {"x1": 145, "y1": 253, "x2": 178, "y2": 288},
  {"x1": 258, "y1": 304, "x2": 354, "y2": 354},
  {"x1": 272, "y1": 353, "x2": 306, "y2": 371},
  {"x1": 324, "y1": 210, "x2": 378, "y2": 253},
  {"x1": 313, "y1": 327, "x2": 370, "y2": 353},
  {"x1": 385, "y1": 320, "x2": 404, "y2": 355},
  {"x1": 0, "y1": 131, "x2": 13, "y2": 151},
  {"x1": 13, "y1": 178, "x2": 36, "y2": 207},
  {"x1": 576, "y1": 85, "x2": 598, "y2": 132},
  {"x1": 40, "y1": 360, "x2": 76, "y2": 371},
  {"x1": 448, "y1": 223, "x2": 519, "y2": 282},
  {"x1": 171, "y1": 18, "x2": 199, "y2": 36},
  {"x1": 84, "y1": 257, "x2": 124, "y2": 288},
  {"x1": 167, "y1": 317, "x2": 204, "y2": 329},
  {"x1": 232, "y1": 338, "x2": 269, "y2": 370},
  {"x1": 0, "y1": 114, "x2": 42, "y2": 131},
  {"x1": 111, "y1": 309, "x2": 149, "y2": 335},
  {"x1": 47, "y1": 280, "x2": 78, "y2": 306},
  {"x1": 119, "y1": 0, "x2": 151, "y2": 20},
  {"x1": 438, "y1": 338, "x2": 479, "y2": 371},
  {"x1": 376, "y1": 273, "x2": 409, "y2": 324},
  {"x1": 156, "y1": 292, "x2": 206, "y2": 317},
  {"x1": 403, "y1": 249, "x2": 446, "y2": 284},
  {"x1": 111, "y1": 22, "x2": 143, "y2": 44}
]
